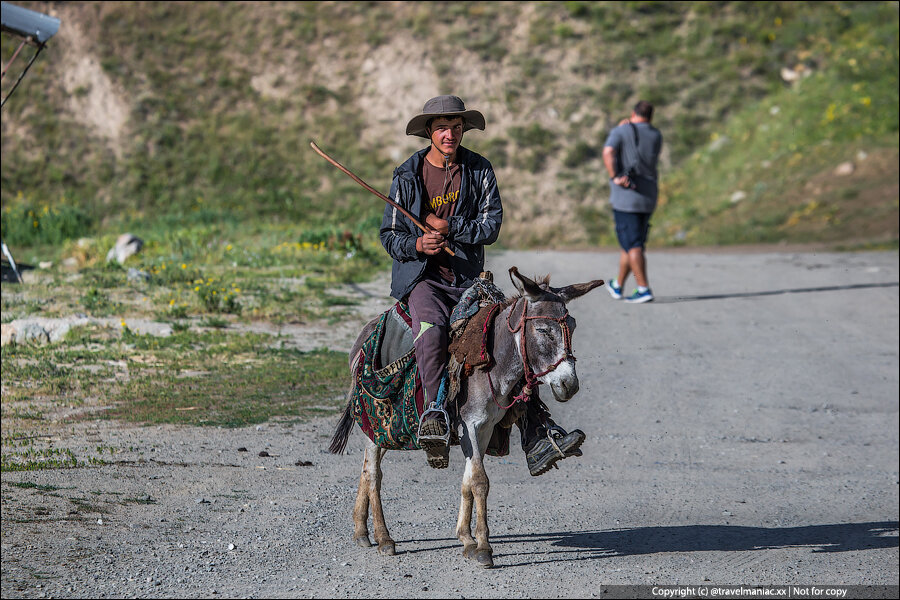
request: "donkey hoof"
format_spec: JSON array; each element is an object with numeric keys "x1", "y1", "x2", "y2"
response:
[
  {"x1": 377, "y1": 541, "x2": 396, "y2": 556},
  {"x1": 353, "y1": 535, "x2": 372, "y2": 548},
  {"x1": 462, "y1": 544, "x2": 478, "y2": 559},
  {"x1": 475, "y1": 549, "x2": 494, "y2": 568}
]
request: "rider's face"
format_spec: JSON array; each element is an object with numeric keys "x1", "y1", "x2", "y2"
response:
[{"x1": 428, "y1": 117, "x2": 464, "y2": 156}]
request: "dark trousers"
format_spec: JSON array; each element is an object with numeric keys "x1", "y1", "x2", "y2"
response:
[
  {"x1": 408, "y1": 278, "x2": 466, "y2": 406},
  {"x1": 410, "y1": 277, "x2": 561, "y2": 450},
  {"x1": 517, "y1": 394, "x2": 557, "y2": 452}
]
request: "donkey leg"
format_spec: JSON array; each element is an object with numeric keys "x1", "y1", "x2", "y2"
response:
[
  {"x1": 456, "y1": 421, "x2": 495, "y2": 568},
  {"x1": 456, "y1": 461, "x2": 476, "y2": 555},
  {"x1": 366, "y1": 445, "x2": 396, "y2": 555},
  {"x1": 352, "y1": 449, "x2": 373, "y2": 548},
  {"x1": 469, "y1": 458, "x2": 494, "y2": 567}
]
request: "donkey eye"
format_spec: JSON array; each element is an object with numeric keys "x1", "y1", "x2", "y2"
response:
[{"x1": 536, "y1": 326, "x2": 552, "y2": 336}]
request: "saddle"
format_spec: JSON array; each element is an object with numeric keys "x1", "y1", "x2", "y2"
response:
[{"x1": 349, "y1": 274, "x2": 513, "y2": 455}]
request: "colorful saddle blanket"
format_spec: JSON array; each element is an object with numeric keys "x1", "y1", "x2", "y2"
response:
[
  {"x1": 350, "y1": 302, "x2": 426, "y2": 451},
  {"x1": 349, "y1": 277, "x2": 509, "y2": 452}
]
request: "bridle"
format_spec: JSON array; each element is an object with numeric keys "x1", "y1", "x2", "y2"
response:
[{"x1": 489, "y1": 296, "x2": 574, "y2": 409}]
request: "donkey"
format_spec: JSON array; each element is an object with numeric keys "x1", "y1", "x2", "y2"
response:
[{"x1": 328, "y1": 267, "x2": 603, "y2": 567}]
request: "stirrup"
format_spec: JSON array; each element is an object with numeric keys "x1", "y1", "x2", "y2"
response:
[
  {"x1": 547, "y1": 425, "x2": 567, "y2": 440},
  {"x1": 546, "y1": 431, "x2": 566, "y2": 459},
  {"x1": 418, "y1": 407, "x2": 451, "y2": 446}
]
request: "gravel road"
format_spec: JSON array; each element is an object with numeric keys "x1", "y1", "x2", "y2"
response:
[{"x1": 2, "y1": 249, "x2": 898, "y2": 598}]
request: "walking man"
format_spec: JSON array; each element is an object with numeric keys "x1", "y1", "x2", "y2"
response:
[{"x1": 602, "y1": 100, "x2": 663, "y2": 303}]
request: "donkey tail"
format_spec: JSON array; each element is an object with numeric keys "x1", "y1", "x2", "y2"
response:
[
  {"x1": 331, "y1": 347, "x2": 366, "y2": 454},
  {"x1": 328, "y1": 397, "x2": 355, "y2": 455}
]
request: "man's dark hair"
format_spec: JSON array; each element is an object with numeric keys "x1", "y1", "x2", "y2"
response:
[{"x1": 633, "y1": 100, "x2": 654, "y2": 121}]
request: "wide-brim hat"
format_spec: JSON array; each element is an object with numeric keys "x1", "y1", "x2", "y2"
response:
[{"x1": 405, "y1": 95, "x2": 486, "y2": 138}]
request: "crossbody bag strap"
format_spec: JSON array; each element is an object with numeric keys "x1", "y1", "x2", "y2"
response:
[{"x1": 626, "y1": 122, "x2": 641, "y2": 176}]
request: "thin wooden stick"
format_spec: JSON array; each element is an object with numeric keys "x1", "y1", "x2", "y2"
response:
[{"x1": 309, "y1": 141, "x2": 454, "y2": 256}]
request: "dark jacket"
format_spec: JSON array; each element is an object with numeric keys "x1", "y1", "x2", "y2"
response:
[{"x1": 380, "y1": 146, "x2": 503, "y2": 300}]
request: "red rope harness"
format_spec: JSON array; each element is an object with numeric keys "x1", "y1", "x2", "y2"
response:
[{"x1": 488, "y1": 297, "x2": 574, "y2": 409}]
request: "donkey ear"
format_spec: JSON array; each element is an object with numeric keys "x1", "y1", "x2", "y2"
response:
[
  {"x1": 552, "y1": 279, "x2": 605, "y2": 303},
  {"x1": 509, "y1": 267, "x2": 545, "y2": 300}
]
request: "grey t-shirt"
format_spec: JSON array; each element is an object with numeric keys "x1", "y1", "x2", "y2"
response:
[{"x1": 604, "y1": 121, "x2": 663, "y2": 213}]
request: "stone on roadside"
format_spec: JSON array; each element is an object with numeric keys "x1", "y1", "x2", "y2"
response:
[
  {"x1": 834, "y1": 161, "x2": 855, "y2": 176},
  {"x1": 18, "y1": 322, "x2": 50, "y2": 344},
  {"x1": 127, "y1": 268, "x2": 151, "y2": 283},
  {"x1": 106, "y1": 233, "x2": 144, "y2": 264},
  {"x1": 1, "y1": 323, "x2": 16, "y2": 346}
]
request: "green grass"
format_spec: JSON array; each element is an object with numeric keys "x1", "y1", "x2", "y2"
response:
[
  {"x1": 1, "y1": 324, "x2": 349, "y2": 434},
  {"x1": 1, "y1": 447, "x2": 79, "y2": 472},
  {"x1": 110, "y1": 346, "x2": 347, "y2": 428},
  {"x1": 3, "y1": 1, "x2": 897, "y2": 252},
  {"x1": 1, "y1": 1, "x2": 897, "y2": 470},
  {"x1": 655, "y1": 1, "x2": 899, "y2": 246}
]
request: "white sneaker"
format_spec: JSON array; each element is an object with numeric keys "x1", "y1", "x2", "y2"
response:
[
  {"x1": 607, "y1": 278, "x2": 623, "y2": 300},
  {"x1": 624, "y1": 288, "x2": 654, "y2": 303}
]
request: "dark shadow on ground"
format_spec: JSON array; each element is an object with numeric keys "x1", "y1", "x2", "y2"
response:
[
  {"x1": 489, "y1": 521, "x2": 899, "y2": 566},
  {"x1": 657, "y1": 282, "x2": 898, "y2": 303},
  {"x1": 1, "y1": 260, "x2": 34, "y2": 283},
  {"x1": 398, "y1": 521, "x2": 898, "y2": 564}
]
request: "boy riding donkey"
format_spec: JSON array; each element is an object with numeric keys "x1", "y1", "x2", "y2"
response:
[{"x1": 379, "y1": 94, "x2": 585, "y2": 476}]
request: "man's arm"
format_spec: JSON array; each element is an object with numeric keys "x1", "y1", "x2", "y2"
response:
[
  {"x1": 379, "y1": 178, "x2": 421, "y2": 261},
  {"x1": 447, "y1": 167, "x2": 503, "y2": 246},
  {"x1": 603, "y1": 144, "x2": 631, "y2": 189},
  {"x1": 602, "y1": 146, "x2": 618, "y2": 179}
]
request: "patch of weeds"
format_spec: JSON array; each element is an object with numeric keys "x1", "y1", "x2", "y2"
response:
[
  {"x1": 82, "y1": 262, "x2": 126, "y2": 289},
  {"x1": 164, "y1": 302, "x2": 190, "y2": 319},
  {"x1": 7, "y1": 481, "x2": 66, "y2": 492},
  {"x1": 563, "y1": 141, "x2": 599, "y2": 169},
  {"x1": 507, "y1": 124, "x2": 559, "y2": 172},
  {"x1": 194, "y1": 279, "x2": 242, "y2": 314},
  {"x1": 80, "y1": 287, "x2": 118, "y2": 314},
  {"x1": 0, "y1": 194, "x2": 93, "y2": 246},
  {"x1": 4, "y1": 407, "x2": 45, "y2": 421},
  {"x1": 200, "y1": 316, "x2": 229, "y2": 329},
  {"x1": 68, "y1": 496, "x2": 108, "y2": 513},
  {"x1": 0, "y1": 351, "x2": 79, "y2": 400},
  {"x1": 109, "y1": 347, "x2": 348, "y2": 427},
  {"x1": 1, "y1": 447, "x2": 79, "y2": 472},
  {"x1": 322, "y1": 294, "x2": 358, "y2": 307}
]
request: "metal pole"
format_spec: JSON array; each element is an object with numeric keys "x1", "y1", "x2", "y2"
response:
[{"x1": 1, "y1": 242, "x2": 24, "y2": 283}]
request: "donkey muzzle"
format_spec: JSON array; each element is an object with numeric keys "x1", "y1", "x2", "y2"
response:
[{"x1": 546, "y1": 361, "x2": 579, "y2": 402}]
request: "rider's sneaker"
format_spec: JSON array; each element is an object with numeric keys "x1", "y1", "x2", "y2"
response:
[
  {"x1": 607, "y1": 278, "x2": 623, "y2": 300},
  {"x1": 419, "y1": 413, "x2": 450, "y2": 469},
  {"x1": 624, "y1": 288, "x2": 654, "y2": 303},
  {"x1": 526, "y1": 429, "x2": 586, "y2": 477}
]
